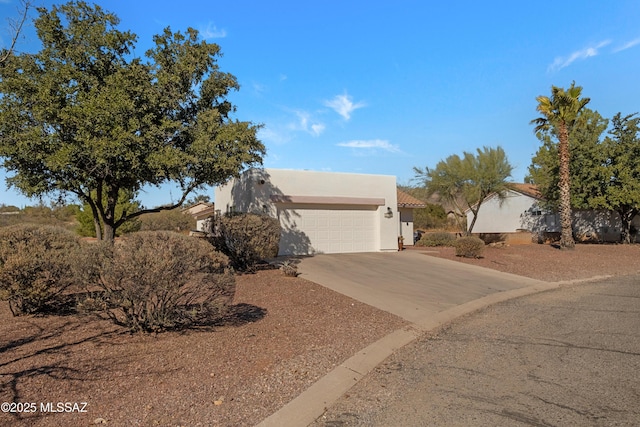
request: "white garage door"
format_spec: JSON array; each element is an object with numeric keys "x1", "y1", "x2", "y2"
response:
[{"x1": 278, "y1": 206, "x2": 378, "y2": 255}]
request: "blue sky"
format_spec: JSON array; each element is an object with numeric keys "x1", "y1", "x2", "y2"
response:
[{"x1": 1, "y1": 0, "x2": 639, "y2": 208}]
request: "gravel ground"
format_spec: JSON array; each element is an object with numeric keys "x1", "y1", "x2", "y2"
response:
[
  {"x1": 1, "y1": 243, "x2": 639, "y2": 426},
  {"x1": 0, "y1": 270, "x2": 407, "y2": 427},
  {"x1": 416, "y1": 243, "x2": 640, "y2": 282}
]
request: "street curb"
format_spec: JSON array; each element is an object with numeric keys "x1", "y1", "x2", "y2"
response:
[{"x1": 256, "y1": 277, "x2": 585, "y2": 427}]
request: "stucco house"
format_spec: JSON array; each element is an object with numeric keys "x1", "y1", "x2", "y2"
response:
[
  {"x1": 465, "y1": 183, "x2": 640, "y2": 242},
  {"x1": 215, "y1": 168, "x2": 423, "y2": 255},
  {"x1": 182, "y1": 202, "x2": 216, "y2": 232}
]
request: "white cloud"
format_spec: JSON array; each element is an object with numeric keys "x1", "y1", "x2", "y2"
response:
[
  {"x1": 337, "y1": 139, "x2": 400, "y2": 153},
  {"x1": 547, "y1": 40, "x2": 611, "y2": 72},
  {"x1": 324, "y1": 93, "x2": 366, "y2": 120},
  {"x1": 289, "y1": 110, "x2": 325, "y2": 136},
  {"x1": 613, "y1": 37, "x2": 640, "y2": 53},
  {"x1": 252, "y1": 82, "x2": 266, "y2": 95},
  {"x1": 199, "y1": 22, "x2": 227, "y2": 39},
  {"x1": 258, "y1": 126, "x2": 290, "y2": 145},
  {"x1": 311, "y1": 123, "x2": 326, "y2": 135}
]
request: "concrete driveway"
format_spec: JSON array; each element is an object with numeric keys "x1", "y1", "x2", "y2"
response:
[
  {"x1": 297, "y1": 250, "x2": 543, "y2": 323},
  {"x1": 260, "y1": 250, "x2": 556, "y2": 427}
]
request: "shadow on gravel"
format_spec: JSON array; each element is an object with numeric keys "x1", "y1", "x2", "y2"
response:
[{"x1": 212, "y1": 303, "x2": 268, "y2": 327}]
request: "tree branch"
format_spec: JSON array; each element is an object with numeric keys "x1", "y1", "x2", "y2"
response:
[
  {"x1": 0, "y1": 0, "x2": 32, "y2": 64},
  {"x1": 115, "y1": 183, "x2": 199, "y2": 227}
]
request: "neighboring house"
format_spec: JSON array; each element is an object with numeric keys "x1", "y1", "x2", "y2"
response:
[
  {"x1": 465, "y1": 183, "x2": 640, "y2": 242},
  {"x1": 397, "y1": 189, "x2": 426, "y2": 246},
  {"x1": 182, "y1": 202, "x2": 215, "y2": 232},
  {"x1": 465, "y1": 183, "x2": 548, "y2": 234},
  {"x1": 215, "y1": 168, "x2": 417, "y2": 255},
  {"x1": 182, "y1": 201, "x2": 212, "y2": 216}
]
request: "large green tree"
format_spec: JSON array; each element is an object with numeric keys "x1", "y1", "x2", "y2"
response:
[
  {"x1": 527, "y1": 108, "x2": 608, "y2": 209},
  {"x1": 0, "y1": 1, "x2": 264, "y2": 241},
  {"x1": 592, "y1": 113, "x2": 640, "y2": 243},
  {"x1": 530, "y1": 82, "x2": 590, "y2": 249},
  {"x1": 414, "y1": 146, "x2": 513, "y2": 235}
]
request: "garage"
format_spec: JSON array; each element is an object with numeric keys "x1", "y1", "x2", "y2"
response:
[
  {"x1": 276, "y1": 204, "x2": 378, "y2": 255},
  {"x1": 214, "y1": 168, "x2": 400, "y2": 255}
]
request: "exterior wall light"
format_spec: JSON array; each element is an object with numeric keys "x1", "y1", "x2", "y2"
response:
[{"x1": 384, "y1": 207, "x2": 394, "y2": 218}]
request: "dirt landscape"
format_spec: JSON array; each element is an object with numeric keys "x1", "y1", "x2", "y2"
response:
[
  {"x1": 1, "y1": 243, "x2": 639, "y2": 426},
  {"x1": 419, "y1": 242, "x2": 640, "y2": 282}
]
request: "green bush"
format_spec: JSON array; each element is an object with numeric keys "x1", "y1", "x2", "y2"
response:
[
  {"x1": 82, "y1": 231, "x2": 236, "y2": 332},
  {"x1": 454, "y1": 236, "x2": 485, "y2": 258},
  {"x1": 417, "y1": 232, "x2": 456, "y2": 247},
  {"x1": 0, "y1": 225, "x2": 81, "y2": 315},
  {"x1": 210, "y1": 213, "x2": 281, "y2": 271}
]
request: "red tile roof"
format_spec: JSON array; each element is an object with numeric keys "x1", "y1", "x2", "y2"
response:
[{"x1": 397, "y1": 189, "x2": 427, "y2": 208}]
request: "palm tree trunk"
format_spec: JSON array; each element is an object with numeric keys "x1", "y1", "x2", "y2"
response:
[{"x1": 558, "y1": 123, "x2": 575, "y2": 249}]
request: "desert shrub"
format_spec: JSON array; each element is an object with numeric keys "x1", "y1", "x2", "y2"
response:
[
  {"x1": 81, "y1": 231, "x2": 235, "y2": 332},
  {"x1": 210, "y1": 213, "x2": 281, "y2": 271},
  {"x1": 454, "y1": 236, "x2": 485, "y2": 258},
  {"x1": 139, "y1": 209, "x2": 196, "y2": 232},
  {"x1": 0, "y1": 225, "x2": 81, "y2": 315},
  {"x1": 417, "y1": 231, "x2": 456, "y2": 247},
  {"x1": 281, "y1": 260, "x2": 299, "y2": 277}
]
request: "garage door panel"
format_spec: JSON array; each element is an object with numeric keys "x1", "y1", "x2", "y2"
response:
[{"x1": 278, "y1": 205, "x2": 377, "y2": 255}]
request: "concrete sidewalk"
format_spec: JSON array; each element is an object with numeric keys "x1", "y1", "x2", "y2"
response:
[{"x1": 258, "y1": 251, "x2": 559, "y2": 427}]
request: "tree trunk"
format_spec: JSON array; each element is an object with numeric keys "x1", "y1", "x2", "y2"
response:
[
  {"x1": 102, "y1": 223, "x2": 116, "y2": 242},
  {"x1": 102, "y1": 186, "x2": 119, "y2": 243},
  {"x1": 619, "y1": 208, "x2": 638, "y2": 244},
  {"x1": 94, "y1": 217, "x2": 102, "y2": 241},
  {"x1": 467, "y1": 204, "x2": 481, "y2": 236},
  {"x1": 557, "y1": 123, "x2": 575, "y2": 249}
]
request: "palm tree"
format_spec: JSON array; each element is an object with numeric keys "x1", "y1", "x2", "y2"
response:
[{"x1": 531, "y1": 82, "x2": 590, "y2": 249}]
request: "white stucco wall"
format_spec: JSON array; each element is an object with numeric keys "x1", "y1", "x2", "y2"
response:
[
  {"x1": 215, "y1": 168, "x2": 399, "y2": 254},
  {"x1": 399, "y1": 208, "x2": 415, "y2": 245},
  {"x1": 466, "y1": 190, "x2": 544, "y2": 233},
  {"x1": 466, "y1": 189, "x2": 640, "y2": 242}
]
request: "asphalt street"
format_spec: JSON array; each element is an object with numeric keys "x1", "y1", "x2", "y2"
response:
[{"x1": 311, "y1": 274, "x2": 640, "y2": 426}]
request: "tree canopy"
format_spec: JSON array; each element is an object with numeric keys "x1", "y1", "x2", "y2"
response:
[
  {"x1": 414, "y1": 146, "x2": 513, "y2": 234},
  {"x1": 0, "y1": 1, "x2": 264, "y2": 241}
]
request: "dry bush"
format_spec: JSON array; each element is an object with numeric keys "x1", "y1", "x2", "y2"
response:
[
  {"x1": 0, "y1": 224, "x2": 81, "y2": 315},
  {"x1": 139, "y1": 208, "x2": 196, "y2": 232},
  {"x1": 210, "y1": 213, "x2": 281, "y2": 271},
  {"x1": 80, "y1": 231, "x2": 235, "y2": 332},
  {"x1": 454, "y1": 236, "x2": 485, "y2": 258},
  {"x1": 281, "y1": 260, "x2": 299, "y2": 277},
  {"x1": 417, "y1": 231, "x2": 457, "y2": 247}
]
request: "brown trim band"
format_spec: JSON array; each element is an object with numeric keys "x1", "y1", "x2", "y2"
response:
[{"x1": 270, "y1": 195, "x2": 385, "y2": 206}]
